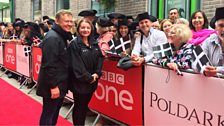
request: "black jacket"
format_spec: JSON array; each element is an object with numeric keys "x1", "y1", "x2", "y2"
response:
[
  {"x1": 36, "y1": 23, "x2": 72, "y2": 98},
  {"x1": 68, "y1": 35, "x2": 104, "y2": 94}
]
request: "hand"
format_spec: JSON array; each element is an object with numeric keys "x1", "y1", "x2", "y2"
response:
[
  {"x1": 50, "y1": 86, "x2": 60, "y2": 99},
  {"x1": 203, "y1": 66, "x2": 217, "y2": 77},
  {"x1": 90, "y1": 73, "x2": 99, "y2": 84},
  {"x1": 167, "y1": 63, "x2": 178, "y2": 71},
  {"x1": 131, "y1": 54, "x2": 140, "y2": 61}
]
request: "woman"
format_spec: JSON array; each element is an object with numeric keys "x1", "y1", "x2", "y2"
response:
[
  {"x1": 189, "y1": 10, "x2": 215, "y2": 45},
  {"x1": 68, "y1": 18, "x2": 104, "y2": 125},
  {"x1": 117, "y1": 20, "x2": 133, "y2": 55},
  {"x1": 160, "y1": 19, "x2": 173, "y2": 41},
  {"x1": 153, "y1": 24, "x2": 193, "y2": 71},
  {"x1": 96, "y1": 17, "x2": 114, "y2": 56}
]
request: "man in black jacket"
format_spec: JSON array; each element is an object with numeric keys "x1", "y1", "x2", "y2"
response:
[{"x1": 36, "y1": 9, "x2": 73, "y2": 125}]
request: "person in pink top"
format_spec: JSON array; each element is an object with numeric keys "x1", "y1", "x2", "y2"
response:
[
  {"x1": 96, "y1": 17, "x2": 114, "y2": 56},
  {"x1": 189, "y1": 10, "x2": 215, "y2": 45}
]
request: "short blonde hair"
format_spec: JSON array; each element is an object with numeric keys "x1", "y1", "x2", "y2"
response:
[
  {"x1": 55, "y1": 9, "x2": 73, "y2": 20},
  {"x1": 172, "y1": 24, "x2": 192, "y2": 43}
]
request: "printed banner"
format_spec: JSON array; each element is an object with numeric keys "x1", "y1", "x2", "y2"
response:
[
  {"x1": 32, "y1": 47, "x2": 42, "y2": 82},
  {"x1": 0, "y1": 42, "x2": 3, "y2": 65},
  {"x1": 4, "y1": 43, "x2": 16, "y2": 71},
  {"x1": 144, "y1": 65, "x2": 224, "y2": 126},
  {"x1": 89, "y1": 59, "x2": 143, "y2": 125},
  {"x1": 16, "y1": 44, "x2": 30, "y2": 77}
]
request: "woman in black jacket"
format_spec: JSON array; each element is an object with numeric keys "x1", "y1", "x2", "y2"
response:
[{"x1": 68, "y1": 18, "x2": 104, "y2": 125}]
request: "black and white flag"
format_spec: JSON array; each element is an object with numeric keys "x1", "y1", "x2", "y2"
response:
[
  {"x1": 9, "y1": 34, "x2": 18, "y2": 40},
  {"x1": 114, "y1": 36, "x2": 131, "y2": 54},
  {"x1": 152, "y1": 42, "x2": 173, "y2": 59},
  {"x1": 24, "y1": 46, "x2": 31, "y2": 57},
  {"x1": 192, "y1": 45, "x2": 211, "y2": 73},
  {"x1": 32, "y1": 36, "x2": 42, "y2": 44},
  {"x1": 108, "y1": 38, "x2": 116, "y2": 53}
]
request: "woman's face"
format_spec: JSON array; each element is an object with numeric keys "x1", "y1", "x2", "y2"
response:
[
  {"x1": 168, "y1": 28, "x2": 181, "y2": 44},
  {"x1": 79, "y1": 21, "x2": 91, "y2": 37},
  {"x1": 192, "y1": 12, "x2": 204, "y2": 31},
  {"x1": 119, "y1": 25, "x2": 128, "y2": 37},
  {"x1": 139, "y1": 19, "x2": 152, "y2": 35},
  {"x1": 162, "y1": 21, "x2": 172, "y2": 34}
]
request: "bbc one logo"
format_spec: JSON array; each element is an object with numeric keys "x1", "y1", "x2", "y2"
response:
[{"x1": 94, "y1": 70, "x2": 134, "y2": 111}]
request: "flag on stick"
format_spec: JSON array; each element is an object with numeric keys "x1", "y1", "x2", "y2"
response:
[
  {"x1": 192, "y1": 45, "x2": 212, "y2": 73},
  {"x1": 152, "y1": 42, "x2": 173, "y2": 59}
]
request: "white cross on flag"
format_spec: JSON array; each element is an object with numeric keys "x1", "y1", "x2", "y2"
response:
[
  {"x1": 114, "y1": 36, "x2": 131, "y2": 54},
  {"x1": 9, "y1": 34, "x2": 18, "y2": 40},
  {"x1": 152, "y1": 42, "x2": 173, "y2": 59},
  {"x1": 107, "y1": 38, "x2": 116, "y2": 53},
  {"x1": 32, "y1": 36, "x2": 42, "y2": 44},
  {"x1": 24, "y1": 46, "x2": 31, "y2": 57},
  {"x1": 192, "y1": 45, "x2": 211, "y2": 73}
]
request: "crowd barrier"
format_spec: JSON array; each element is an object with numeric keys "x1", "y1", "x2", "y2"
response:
[{"x1": 0, "y1": 39, "x2": 224, "y2": 125}]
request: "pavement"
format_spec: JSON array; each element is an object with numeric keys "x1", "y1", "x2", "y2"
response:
[{"x1": 0, "y1": 70, "x2": 97, "y2": 126}]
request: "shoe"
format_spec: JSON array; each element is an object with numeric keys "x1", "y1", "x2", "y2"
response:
[
  {"x1": 7, "y1": 73, "x2": 13, "y2": 78},
  {"x1": 27, "y1": 82, "x2": 35, "y2": 89}
]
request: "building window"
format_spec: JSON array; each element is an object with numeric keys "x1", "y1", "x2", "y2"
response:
[
  {"x1": 91, "y1": 0, "x2": 115, "y2": 17},
  {"x1": 33, "y1": 0, "x2": 41, "y2": 20},
  {"x1": 56, "y1": 0, "x2": 70, "y2": 12}
]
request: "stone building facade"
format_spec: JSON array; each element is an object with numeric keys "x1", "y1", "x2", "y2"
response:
[{"x1": 12, "y1": 0, "x2": 224, "y2": 22}]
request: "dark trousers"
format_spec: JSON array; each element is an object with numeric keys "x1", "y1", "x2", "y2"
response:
[
  {"x1": 39, "y1": 97, "x2": 64, "y2": 126},
  {"x1": 72, "y1": 93, "x2": 93, "y2": 126}
]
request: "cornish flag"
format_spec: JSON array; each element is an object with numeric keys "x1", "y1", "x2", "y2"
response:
[
  {"x1": 24, "y1": 46, "x2": 31, "y2": 57},
  {"x1": 192, "y1": 45, "x2": 211, "y2": 73},
  {"x1": 9, "y1": 34, "x2": 18, "y2": 39},
  {"x1": 32, "y1": 36, "x2": 42, "y2": 44},
  {"x1": 114, "y1": 36, "x2": 131, "y2": 54},
  {"x1": 107, "y1": 38, "x2": 116, "y2": 53},
  {"x1": 152, "y1": 42, "x2": 173, "y2": 59}
]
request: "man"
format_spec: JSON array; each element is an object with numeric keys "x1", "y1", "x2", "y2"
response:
[
  {"x1": 131, "y1": 12, "x2": 167, "y2": 66},
  {"x1": 169, "y1": 8, "x2": 179, "y2": 24},
  {"x1": 36, "y1": 9, "x2": 73, "y2": 125},
  {"x1": 201, "y1": 7, "x2": 224, "y2": 77}
]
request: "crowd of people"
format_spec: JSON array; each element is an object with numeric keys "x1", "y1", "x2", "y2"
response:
[{"x1": 0, "y1": 6, "x2": 224, "y2": 126}]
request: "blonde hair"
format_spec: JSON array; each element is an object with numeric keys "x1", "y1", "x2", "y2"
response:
[
  {"x1": 172, "y1": 24, "x2": 192, "y2": 43},
  {"x1": 55, "y1": 9, "x2": 73, "y2": 20}
]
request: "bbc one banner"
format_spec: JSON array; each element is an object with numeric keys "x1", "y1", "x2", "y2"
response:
[
  {"x1": 4, "y1": 43, "x2": 16, "y2": 71},
  {"x1": 32, "y1": 47, "x2": 42, "y2": 82},
  {"x1": 144, "y1": 65, "x2": 224, "y2": 126},
  {"x1": 89, "y1": 59, "x2": 143, "y2": 125}
]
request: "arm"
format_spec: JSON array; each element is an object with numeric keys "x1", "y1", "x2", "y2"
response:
[{"x1": 69, "y1": 41, "x2": 94, "y2": 83}]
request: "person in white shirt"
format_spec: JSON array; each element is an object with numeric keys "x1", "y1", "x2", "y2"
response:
[{"x1": 131, "y1": 12, "x2": 167, "y2": 66}]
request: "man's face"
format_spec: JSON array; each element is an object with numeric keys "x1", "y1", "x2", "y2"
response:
[
  {"x1": 169, "y1": 9, "x2": 179, "y2": 23},
  {"x1": 216, "y1": 19, "x2": 224, "y2": 40},
  {"x1": 56, "y1": 14, "x2": 73, "y2": 32},
  {"x1": 139, "y1": 19, "x2": 152, "y2": 35}
]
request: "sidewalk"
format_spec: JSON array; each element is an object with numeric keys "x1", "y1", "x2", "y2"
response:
[{"x1": 0, "y1": 70, "x2": 96, "y2": 125}]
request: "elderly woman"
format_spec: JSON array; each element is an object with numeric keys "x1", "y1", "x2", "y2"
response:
[
  {"x1": 189, "y1": 10, "x2": 215, "y2": 45},
  {"x1": 153, "y1": 24, "x2": 193, "y2": 71},
  {"x1": 96, "y1": 17, "x2": 114, "y2": 56}
]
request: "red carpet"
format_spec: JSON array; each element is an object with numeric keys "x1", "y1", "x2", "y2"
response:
[{"x1": 0, "y1": 78, "x2": 73, "y2": 126}]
